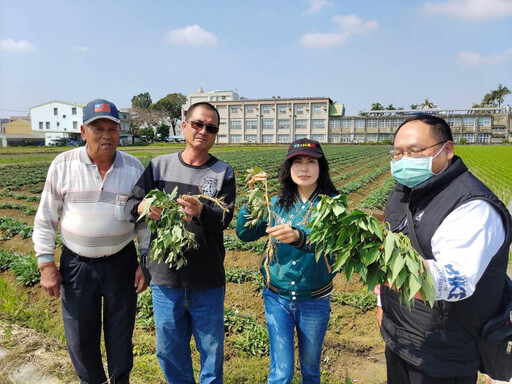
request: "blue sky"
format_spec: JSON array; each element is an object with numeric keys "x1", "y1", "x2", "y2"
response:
[{"x1": 1, "y1": 0, "x2": 511, "y2": 118}]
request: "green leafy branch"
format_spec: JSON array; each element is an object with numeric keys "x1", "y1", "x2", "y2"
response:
[{"x1": 307, "y1": 194, "x2": 435, "y2": 309}]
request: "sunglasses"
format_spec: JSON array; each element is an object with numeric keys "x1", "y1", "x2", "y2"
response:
[{"x1": 186, "y1": 120, "x2": 219, "y2": 134}]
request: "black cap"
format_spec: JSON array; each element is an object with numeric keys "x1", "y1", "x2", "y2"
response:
[{"x1": 286, "y1": 138, "x2": 324, "y2": 160}]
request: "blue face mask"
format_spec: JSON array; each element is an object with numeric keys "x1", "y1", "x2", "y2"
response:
[{"x1": 390, "y1": 143, "x2": 447, "y2": 188}]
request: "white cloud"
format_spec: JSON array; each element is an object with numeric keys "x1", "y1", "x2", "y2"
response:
[
  {"x1": 300, "y1": 33, "x2": 350, "y2": 48},
  {"x1": 331, "y1": 15, "x2": 379, "y2": 34},
  {"x1": 166, "y1": 25, "x2": 218, "y2": 46},
  {"x1": 300, "y1": 14, "x2": 378, "y2": 48},
  {"x1": 304, "y1": 0, "x2": 333, "y2": 15},
  {"x1": 0, "y1": 39, "x2": 36, "y2": 53},
  {"x1": 73, "y1": 46, "x2": 90, "y2": 53},
  {"x1": 423, "y1": 0, "x2": 512, "y2": 20},
  {"x1": 457, "y1": 47, "x2": 512, "y2": 65}
]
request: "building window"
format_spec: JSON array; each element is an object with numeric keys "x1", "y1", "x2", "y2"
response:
[
  {"x1": 57, "y1": 122, "x2": 60, "y2": 127},
  {"x1": 355, "y1": 119, "x2": 365, "y2": 128},
  {"x1": 53, "y1": 108, "x2": 58, "y2": 116},
  {"x1": 478, "y1": 117, "x2": 491, "y2": 127},
  {"x1": 277, "y1": 119, "x2": 290, "y2": 129},
  {"x1": 463, "y1": 117, "x2": 475, "y2": 127},
  {"x1": 296, "y1": 106, "x2": 304, "y2": 115},
  {"x1": 245, "y1": 105, "x2": 255, "y2": 114},
  {"x1": 230, "y1": 134, "x2": 242, "y2": 143},
  {"x1": 262, "y1": 106, "x2": 271, "y2": 114},
  {"x1": 379, "y1": 119, "x2": 391, "y2": 128},
  {"x1": 221, "y1": 96, "x2": 226, "y2": 100},
  {"x1": 313, "y1": 106, "x2": 322, "y2": 115},
  {"x1": 230, "y1": 120, "x2": 242, "y2": 129},
  {"x1": 295, "y1": 119, "x2": 307, "y2": 129},
  {"x1": 379, "y1": 133, "x2": 391, "y2": 141},
  {"x1": 367, "y1": 119, "x2": 378, "y2": 128},
  {"x1": 277, "y1": 134, "x2": 290, "y2": 143},
  {"x1": 245, "y1": 134, "x2": 257, "y2": 142},
  {"x1": 46, "y1": 122, "x2": 50, "y2": 130},
  {"x1": 262, "y1": 119, "x2": 274, "y2": 130},
  {"x1": 477, "y1": 133, "x2": 490, "y2": 143},
  {"x1": 294, "y1": 134, "x2": 307, "y2": 141},
  {"x1": 72, "y1": 107, "x2": 77, "y2": 115},
  {"x1": 73, "y1": 121, "x2": 78, "y2": 129},
  {"x1": 328, "y1": 134, "x2": 341, "y2": 143},
  {"x1": 354, "y1": 134, "x2": 365, "y2": 142},
  {"x1": 329, "y1": 119, "x2": 341, "y2": 129},
  {"x1": 278, "y1": 106, "x2": 287, "y2": 114},
  {"x1": 311, "y1": 134, "x2": 325, "y2": 142},
  {"x1": 245, "y1": 120, "x2": 257, "y2": 130},
  {"x1": 392, "y1": 119, "x2": 404, "y2": 129},
  {"x1": 231, "y1": 106, "x2": 239, "y2": 114},
  {"x1": 39, "y1": 122, "x2": 43, "y2": 130},
  {"x1": 312, "y1": 119, "x2": 325, "y2": 129},
  {"x1": 447, "y1": 117, "x2": 461, "y2": 127},
  {"x1": 341, "y1": 119, "x2": 351, "y2": 128},
  {"x1": 366, "y1": 134, "x2": 378, "y2": 142},
  {"x1": 461, "y1": 133, "x2": 474, "y2": 143},
  {"x1": 262, "y1": 134, "x2": 274, "y2": 143},
  {"x1": 341, "y1": 134, "x2": 352, "y2": 143}
]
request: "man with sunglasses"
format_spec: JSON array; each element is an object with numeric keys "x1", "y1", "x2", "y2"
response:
[
  {"x1": 376, "y1": 115, "x2": 512, "y2": 384},
  {"x1": 125, "y1": 102, "x2": 235, "y2": 384}
]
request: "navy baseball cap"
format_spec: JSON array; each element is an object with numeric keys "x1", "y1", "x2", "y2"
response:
[
  {"x1": 286, "y1": 138, "x2": 324, "y2": 160},
  {"x1": 83, "y1": 99, "x2": 120, "y2": 125}
]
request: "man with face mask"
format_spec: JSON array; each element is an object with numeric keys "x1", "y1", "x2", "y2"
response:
[{"x1": 376, "y1": 115, "x2": 512, "y2": 384}]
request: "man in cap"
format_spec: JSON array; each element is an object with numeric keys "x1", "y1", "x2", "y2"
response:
[{"x1": 33, "y1": 99, "x2": 151, "y2": 384}]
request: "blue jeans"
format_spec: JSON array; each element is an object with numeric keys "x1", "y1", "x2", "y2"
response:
[
  {"x1": 151, "y1": 284, "x2": 225, "y2": 384},
  {"x1": 263, "y1": 288, "x2": 331, "y2": 384}
]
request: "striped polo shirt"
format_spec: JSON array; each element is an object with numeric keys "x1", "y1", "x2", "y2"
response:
[{"x1": 33, "y1": 146, "x2": 150, "y2": 263}]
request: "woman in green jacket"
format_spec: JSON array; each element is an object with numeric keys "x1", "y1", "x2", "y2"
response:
[{"x1": 236, "y1": 138, "x2": 338, "y2": 384}]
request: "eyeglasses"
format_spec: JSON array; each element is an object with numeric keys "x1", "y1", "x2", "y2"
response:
[
  {"x1": 186, "y1": 120, "x2": 219, "y2": 134},
  {"x1": 389, "y1": 141, "x2": 447, "y2": 160}
]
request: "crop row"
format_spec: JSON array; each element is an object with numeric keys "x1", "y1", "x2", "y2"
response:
[{"x1": 0, "y1": 249, "x2": 40, "y2": 287}]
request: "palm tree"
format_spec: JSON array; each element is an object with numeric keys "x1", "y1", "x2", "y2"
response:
[
  {"x1": 371, "y1": 102, "x2": 384, "y2": 111},
  {"x1": 495, "y1": 84, "x2": 511, "y2": 107},
  {"x1": 420, "y1": 99, "x2": 436, "y2": 109}
]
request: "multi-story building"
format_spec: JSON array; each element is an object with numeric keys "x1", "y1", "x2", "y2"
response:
[
  {"x1": 182, "y1": 89, "x2": 345, "y2": 144},
  {"x1": 30, "y1": 101, "x2": 131, "y2": 145},
  {"x1": 336, "y1": 107, "x2": 512, "y2": 144},
  {"x1": 182, "y1": 90, "x2": 511, "y2": 144}
]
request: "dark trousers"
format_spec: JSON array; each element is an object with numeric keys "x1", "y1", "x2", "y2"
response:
[
  {"x1": 385, "y1": 346, "x2": 477, "y2": 384},
  {"x1": 60, "y1": 243, "x2": 138, "y2": 384}
]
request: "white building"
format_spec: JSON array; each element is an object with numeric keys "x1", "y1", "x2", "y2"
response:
[
  {"x1": 30, "y1": 101, "x2": 131, "y2": 145},
  {"x1": 30, "y1": 101, "x2": 85, "y2": 145}
]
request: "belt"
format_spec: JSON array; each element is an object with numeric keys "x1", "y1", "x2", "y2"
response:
[{"x1": 62, "y1": 243, "x2": 133, "y2": 263}]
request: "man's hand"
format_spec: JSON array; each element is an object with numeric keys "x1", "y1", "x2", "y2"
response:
[
  {"x1": 266, "y1": 224, "x2": 300, "y2": 244},
  {"x1": 134, "y1": 265, "x2": 147, "y2": 294},
  {"x1": 39, "y1": 261, "x2": 62, "y2": 298},
  {"x1": 177, "y1": 195, "x2": 203, "y2": 221},
  {"x1": 137, "y1": 199, "x2": 162, "y2": 220}
]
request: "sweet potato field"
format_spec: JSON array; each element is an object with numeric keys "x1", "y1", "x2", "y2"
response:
[{"x1": 0, "y1": 144, "x2": 510, "y2": 384}]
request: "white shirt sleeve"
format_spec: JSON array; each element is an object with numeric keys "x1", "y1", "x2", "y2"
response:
[{"x1": 425, "y1": 199, "x2": 505, "y2": 302}]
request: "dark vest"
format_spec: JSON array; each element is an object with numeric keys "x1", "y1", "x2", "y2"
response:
[{"x1": 381, "y1": 156, "x2": 512, "y2": 378}]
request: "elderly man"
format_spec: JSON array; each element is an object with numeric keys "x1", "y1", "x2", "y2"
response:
[
  {"x1": 377, "y1": 115, "x2": 512, "y2": 384},
  {"x1": 32, "y1": 99, "x2": 150, "y2": 384},
  {"x1": 125, "y1": 102, "x2": 236, "y2": 384}
]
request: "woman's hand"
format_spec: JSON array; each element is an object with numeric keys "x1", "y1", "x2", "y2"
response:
[
  {"x1": 247, "y1": 172, "x2": 268, "y2": 190},
  {"x1": 266, "y1": 224, "x2": 299, "y2": 244}
]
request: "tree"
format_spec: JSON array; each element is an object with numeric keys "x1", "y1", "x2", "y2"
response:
[
  {"x1": 494, "y1": 83, "x2": 511, "y2": 107},
  {"x1": 410, "y1": 104, "x2": 419, "y2": 110},
  {"x1": 128, "y1": 107, "x2": 165, "y2": 140},
  {"x1": 153, "y1": 93, "x2": 187, "y2": 136},
  {"x1": 131, "y1": 92, "x2": 152, "y2": 109},
  {"x1": 420, "y1": 99, "x2": 436, "y2": 109},
  {"x1": 139, "y1": 126, "x2": 155, "y2": 143},
  {"x1": 371, "y1": 102, "x2": 384, "y2": 111},
  {"x1": 156, "y1": 123, "x2": 170, "y2": 141}
]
